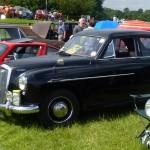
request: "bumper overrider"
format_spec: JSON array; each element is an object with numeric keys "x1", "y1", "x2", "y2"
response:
[{"x1": 0, "y1": 90, "x2": 39, "y2": 116}]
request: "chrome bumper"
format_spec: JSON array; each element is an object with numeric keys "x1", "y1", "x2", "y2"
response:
[{"x1": 0, "y1": 100, "x2": 39, "y2": 116}]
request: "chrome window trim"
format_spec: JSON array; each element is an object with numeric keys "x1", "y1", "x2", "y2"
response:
[
  {"x1": 18, "y1": 29, "x2": 22, "y2": 38},
  {"x1": 48, "y1": 73, "x2": 135, "y2": 83}
]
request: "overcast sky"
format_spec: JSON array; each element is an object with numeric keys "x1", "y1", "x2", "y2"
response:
[{"x1": 103, "y1": 0, "x2": 150, "y2": 11}]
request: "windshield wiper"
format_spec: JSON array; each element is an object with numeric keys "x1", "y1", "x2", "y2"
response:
[{"x1": 57, "y1": 51, "x2": 71, "y2": 56}]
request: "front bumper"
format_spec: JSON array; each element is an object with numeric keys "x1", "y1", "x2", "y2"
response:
[{"x1": 0, "y1": 100, "x2": 39, "y2": 116}]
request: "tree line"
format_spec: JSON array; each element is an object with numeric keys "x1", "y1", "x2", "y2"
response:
[
  {"x1": 1, "y1": 0, "x2": 150, "y2": 21},
  {"x1": 103, "y1": 7, "x2": 150, "y2": 22}
]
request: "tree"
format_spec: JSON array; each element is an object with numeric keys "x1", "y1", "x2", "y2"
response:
[
  {"x1": 92, "y1": 0, "x2": 104, "y2": 20},
  {"x1": 123, "y1": 8, "x2": 130, "y2": 13},
  {"x1": 2, "y1": 0, "x2": 105, "y2": 20},
  {"x1": 138, "y1": 8, "x2": 143, "y2": 13},
  {"x1": 56, "y1": 0, "x2": 96, "y2": 17},
  {"x1": 1, "y1": 0, "x2": 58, "y2": 12}
]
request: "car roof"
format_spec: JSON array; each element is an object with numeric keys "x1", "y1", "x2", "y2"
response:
[
  {"x1": 8, "y1": 38, "x2": 33, "y2": 43},
  {"x1": 75, "y1": 29, "x2": 150, "y2": 37},
  {"x1": 0, "y1": 24, "x2": 24, "y2": 28}
]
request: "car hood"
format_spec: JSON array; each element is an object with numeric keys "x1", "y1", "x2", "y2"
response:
[
  {"x1": 21, "y1": 26, "x2": 64, "y2": 49},
  {"x1": 5, "y1": 54, "x2": 94, "y2": 70},
  {"x1": 33, "y1": 22, "x2": 51, "y2": 38}
]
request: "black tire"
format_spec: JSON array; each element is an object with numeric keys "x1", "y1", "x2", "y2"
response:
[{"x1": 38, "y1": 89, "x2": 80, "y2": 127}]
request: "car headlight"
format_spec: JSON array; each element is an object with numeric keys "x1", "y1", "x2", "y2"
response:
[
  {"x1": 19, "y1": 75, "x2": 27, "y2": 91},
  {"x1": 145, "y1": 99, "x2": 150, "y2": 117}
]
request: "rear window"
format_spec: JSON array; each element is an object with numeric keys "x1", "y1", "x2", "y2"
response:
[{"x1": 0, "y1": 28, "x2": 26, "y2": 40}]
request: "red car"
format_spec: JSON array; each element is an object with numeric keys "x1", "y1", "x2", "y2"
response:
[
  {"x1": 0, "y1": 38, "x2": 58, "y2": 64},
  {"x1": 34, "y1": 9, "x2": 49, "y2": 20}
]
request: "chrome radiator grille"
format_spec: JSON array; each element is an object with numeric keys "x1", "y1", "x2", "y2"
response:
[{"x1": 0, "y1": 68, "x2": 8, "y2": 103}]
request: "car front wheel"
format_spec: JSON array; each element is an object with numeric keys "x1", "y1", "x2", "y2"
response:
[{"x1": 38, "y1": 89, "x2": 80, "y2": 127}]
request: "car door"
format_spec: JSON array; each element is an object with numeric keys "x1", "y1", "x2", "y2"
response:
[
  {"x1": 135, "y1": 36, "x2": 150, "y2": 92},
  {"x1": 86, "y1": 36, "x2": 143, "y2": 107}
]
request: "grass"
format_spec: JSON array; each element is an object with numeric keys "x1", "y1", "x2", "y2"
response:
[
  {"x1": 0, "y1": 18, "x2": 37, "y2": 25},
  {"x1": 0, "y1": 106, "x2": 145, "y2": 150}
]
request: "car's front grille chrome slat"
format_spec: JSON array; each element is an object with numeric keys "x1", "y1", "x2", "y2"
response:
[
  {"x1": 0, "y1": 64, "x2": 11, "y2": 104},
  {"x1": 0, "y1": 69, "x2": 8, "y2": 103}
]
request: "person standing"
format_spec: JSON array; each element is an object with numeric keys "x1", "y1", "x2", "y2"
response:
[
  {"x1": 58, "y1": 19, "x2": 66, "y2": 41},
  {"x1": 83, "y1": 19, "x2": 95, "y2": 31},
  {"x1": 73, "y1": 18, "x2": 86, "y2": 35}
]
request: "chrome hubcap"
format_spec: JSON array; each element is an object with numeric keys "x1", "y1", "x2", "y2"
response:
[{"x1": 52, "y1": 102, "x2": 68, "y2": 118}]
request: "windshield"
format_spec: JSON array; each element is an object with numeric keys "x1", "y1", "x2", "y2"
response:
[
  {"x1": 60, "y1": 35, "x2": 106, "y2": 57},
  {"x1": 0, "y1": 43, "x2": 8, "y2": 55}
]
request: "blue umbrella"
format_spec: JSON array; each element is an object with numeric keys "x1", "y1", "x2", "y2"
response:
[{"x1": 94, "y1": 20, "x2": 119, "y2": 30}]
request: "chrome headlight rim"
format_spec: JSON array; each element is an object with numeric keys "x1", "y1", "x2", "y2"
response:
[
  {"x1": 145, "y1": 99, "x2": 150, "y2": 117},
  {"x1": 18, "y1": 75, "x2": 27, "y2": 91},
  {"x1": 5, "y1": 91, "x2": 13, "y2": 102}
]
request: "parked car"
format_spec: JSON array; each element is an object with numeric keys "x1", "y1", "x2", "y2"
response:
[
  {"x1": 0, "y1": 38, "x2": 58, "y2": 64},
  {"x1": 0, "y1": 24, "x2": 64, "y2": 49},
  {"x1": 21, "y1": 26, "x2": 64, "y2": 48},
  {"x1": 22, "y1": 8, "x2": 33, "y2": 19},
  {"x1": 1, "y1": 29, "x2": 150, "y2": 127},
  {"x1": 33, "y1": 21, "x2": 78, "y2": 42},
  {"x1": 34, "y1": 9, "x2": 49, "y2": 20}
]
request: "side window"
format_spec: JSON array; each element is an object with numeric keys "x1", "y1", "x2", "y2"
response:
[
  {"x1": 140, "y1": 37, "x2": 150, "y2": 56},
  {"x1": 115, "y1": 38, "x2": 135, "y2": 58},
  {"x1": 0, "y1": 29, "x2": 11, "y2": 40},
  {"x1": 5, "y1": 28, "x2": 26, "y2": 39},
  {"x1": 104, "y1": 40, "x2": 115, "y2": 58},
  {"x1": 115, "y1": 39, "x2": 128, "y2": 52},
  {"x1": 48, "y1": 24, "x2": 58, "y2": 40},
  {"x1": 6, "y1": 46, "x2": 22, "y2": 60},
  {"x1": 140, "y1": 38, "x2": 150, "y2": 49},
  {"x1": 47, "y1": 47, "x2": 57, "y2": 55},
  {"x1": 65, "y1": 24, "x2": 69, "y2": 31},
  {"x1": 7, "y1": 45, "x2": 40, "y2": 59}
]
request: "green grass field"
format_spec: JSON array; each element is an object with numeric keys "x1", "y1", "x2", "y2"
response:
[
  {"x1": 0, "y1": 106, "x2": 145, "y2": 150},
  {"x1": 0, "y1": 18, "x2": 36, "y2": 25}
]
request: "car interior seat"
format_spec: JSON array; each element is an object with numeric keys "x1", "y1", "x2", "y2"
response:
[
  {"x1": 15, "y1": 47, "x2": 25, "y2": 59},
  {"x1": 22, "y1": 47, "x2": 36, "y2": 58},
  {"x1": 129, "y1": 51, "x2": 135, "y2": 57}
]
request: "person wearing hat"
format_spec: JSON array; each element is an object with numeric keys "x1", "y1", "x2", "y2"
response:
[
  {"x1": 73, "y1": 18, "x2": 86, "y2": 35},
  {"x1": 58, "y1": 19, "x2": 66, "y2": 41}
]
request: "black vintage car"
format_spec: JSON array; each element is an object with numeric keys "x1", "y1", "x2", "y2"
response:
[{"x1": 1, "y1": 29, "x2": 150, "y2": 127}]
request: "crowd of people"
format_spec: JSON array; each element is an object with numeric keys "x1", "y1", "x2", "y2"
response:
[{"x1": 0, "y1": 5, "x2": 23, "y2": 18}]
